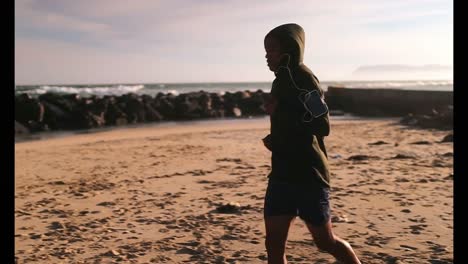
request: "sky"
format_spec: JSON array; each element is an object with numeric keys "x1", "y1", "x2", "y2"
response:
[{"x1": 15, "y1": 0, "x2": 453, "y2": 85}]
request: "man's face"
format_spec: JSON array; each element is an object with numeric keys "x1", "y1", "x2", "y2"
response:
[{"x1": 264, "y1": 36, "x2": 282, "y2": 72}]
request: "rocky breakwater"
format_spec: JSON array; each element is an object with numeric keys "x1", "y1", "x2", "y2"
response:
[
  {"x1": 399, "y1": 106, "x2": 453, "y2": 130},
  {"x1": 16, "y1": 87, "x2": 453, "y2": 137},
  {"x1": 325, "y1": 86, "x2": 453, "y2": 130},
  {"x1": 15, "y1": 90, "x2": 270, "y2": 136}
]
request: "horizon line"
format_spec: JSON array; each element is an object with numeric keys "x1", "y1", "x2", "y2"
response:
[{"x1": 15, "y1": 78, "x2": 454, "y2": 87}]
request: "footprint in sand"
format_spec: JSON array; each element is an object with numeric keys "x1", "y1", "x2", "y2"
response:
[
  {"x1": 96, "y1": 201, "x2": 116, "y2": 207},
  {"x1": 440, "y1": 152, "x2": 453, "y2": 158},
  {"x1": 389, "y1": 153, "x2": 418, "y2": 160},
  {"x1": 395, "y1": 177, "x2": 410, "y2": 183},
  {"x1": 409, "y1": 216, "x2": 426, "y2": 223},
  {"x1": 408, "y1": 224, "x2": 428, "y2": 234},
  {"x1": 197, "y1": 180, "x2": 214, "y2": 184},
  {"x1": 427, "y1": 242, "x2": 449, "y2": 255},
  {"x1": 432, "y1": 159, "x2": 450, "y2": 168},
  {"x1": 249, "y1": 194, "x2": 263, "y2": 200},
  {"x1": 216, "y1": 158, "x2": 242, "y2": 163},
  {"x1": 409, "y1": 140, "x2": 432, "y2": 145},
  {"x1": 368, "y1": 140, "x2": 390, "y2": 145},
  {"x1": 440, "y1": 134, "x2": 453, "y2": 143},
  {"x1": 347, "y1": 154, "x2": 380, "y2": 161},
  {"x1": 399, "y1": 201, "x2": 414, "y2": 206},
  {"x1": 364, "y1": 236, "x2": 394, "y2": 248}
]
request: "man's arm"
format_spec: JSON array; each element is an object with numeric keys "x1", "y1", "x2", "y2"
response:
[{"x1": 302, "y1": 113, "x2": 330, "y2": 137}]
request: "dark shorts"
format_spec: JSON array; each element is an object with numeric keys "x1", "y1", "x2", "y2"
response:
[{"x1": 264, "y1": 179, "x2": 331, "y2": 226}]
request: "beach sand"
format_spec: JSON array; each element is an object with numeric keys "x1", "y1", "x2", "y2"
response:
[{"x1": 15, "y1": 117, "x2": 453, "y2": 263}]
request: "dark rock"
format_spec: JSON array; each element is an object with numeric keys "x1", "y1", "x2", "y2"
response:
[
  {"x1": 116, "y1": 93, "x2": 146, "y2": 123},
  {"x1": 400, "y1": 105, "x2": 453, "y2": 130},
  {"x1": 13, "y1": 90, "x2": 269, "y2": 133},
  {"x1": 237, "y1": 90, "x2": 266, "y2": 116},
  {"x1": 231, "y1": 107, "x2": 242, "y2": 117},
  {"x1": 41, "y1": 101, "x2": 74, "y2": 130},
  {"x1": 104, "y1": 97, "x2": 128, "y2": 126},
  {"x1": 15, "y1": 94, "x2": 45, "y2": 125},
  {"x1": 39, "y1": 93, "x2": 79, "y2": 113},
  {"x1": 154, "y1": 94, "x2": 176, "y2": 120}
]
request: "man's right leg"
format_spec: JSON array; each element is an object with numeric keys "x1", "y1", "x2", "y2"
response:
[
  {"x1": 264, "y1": 215, "x2": 296, "y2": 264},
  {"x1": 306, "y1": 220, "x2": 361, "y2": 264}
]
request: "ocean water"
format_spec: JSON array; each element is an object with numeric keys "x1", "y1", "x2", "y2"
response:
[{"x1": 15, "y1": 80, "x2": 453, "y2": 98}]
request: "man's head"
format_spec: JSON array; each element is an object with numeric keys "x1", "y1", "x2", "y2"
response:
[
  {"x1": 264, "y1": 23, "x2": 305, "y2": 72},
  {"x1": 264, "y1": 35, "x2": 283, "y2": 72}
]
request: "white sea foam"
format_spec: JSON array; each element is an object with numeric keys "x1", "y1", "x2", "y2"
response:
[
  {"x1": 328, "y1": 80, "x2": 453, "y2": 89},
  {"x1": 165, "y1": 90, "x2": 180, "y2": 96},
  {"x1": 35, "y1": 85, "x2": 145, "y2": 96},
  {"x1": 15, "y1": 80, "x2": 452, "y2": 98}
]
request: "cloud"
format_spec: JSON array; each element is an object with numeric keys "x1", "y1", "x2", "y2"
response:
[
  {"x1": 15, "y1": 37, "x2": 272, "y2": 84},
  {"x1": 349, "y1": 64, "x2": 453, "y2": 81},
  {"x1": 15, "y1": 0, "x2": 453, "y2": 84},
  {"x1": 353, "y1": 64, "x2": 453, "y2": 73}
]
